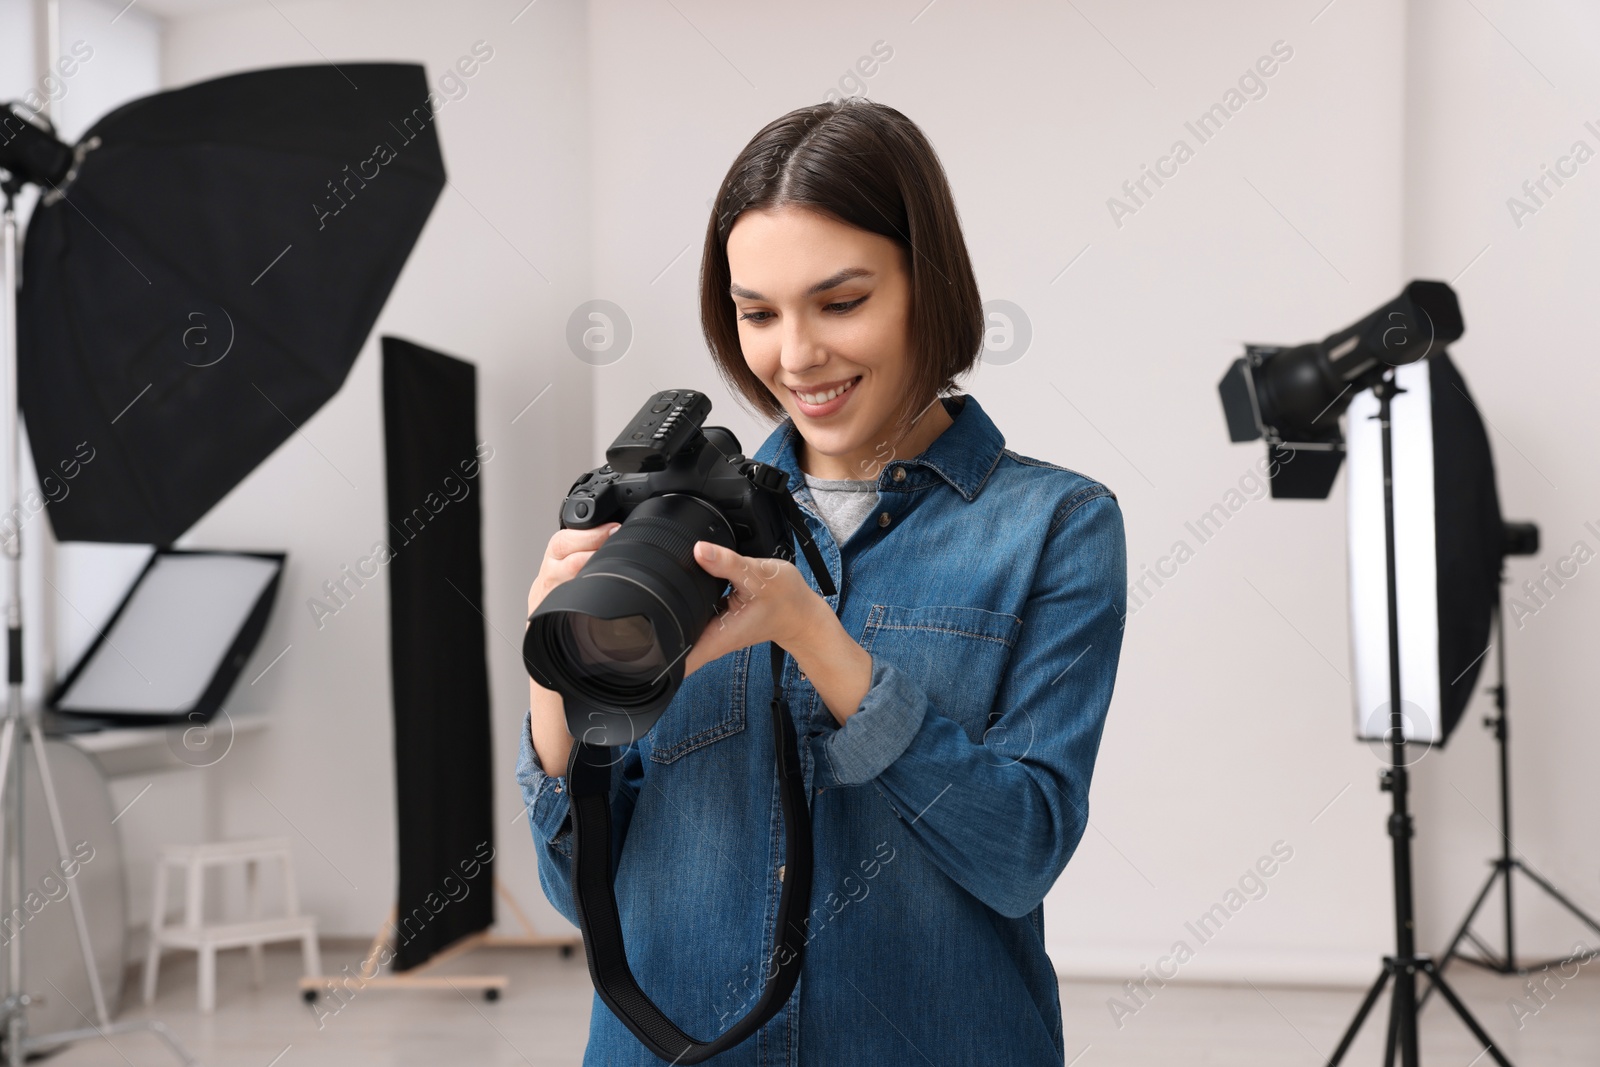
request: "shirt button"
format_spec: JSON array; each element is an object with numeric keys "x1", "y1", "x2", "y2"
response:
[
  {"x1": 877, "y1": 511, "x2": 891, "y2": 528},
  {"x1": 892, "y1": 466, "x2": 906, "y2": 482}
]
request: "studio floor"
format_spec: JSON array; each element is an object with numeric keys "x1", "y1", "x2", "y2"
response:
[{"x1": 35, "y1": 943, "x2": 1600, "y2": 1066}]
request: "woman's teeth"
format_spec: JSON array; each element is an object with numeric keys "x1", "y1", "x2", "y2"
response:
[{"x1": 796, "y1": 378, "x2": 859, "y2": 404}]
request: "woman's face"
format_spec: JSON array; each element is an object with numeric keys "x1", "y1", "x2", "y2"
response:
[{"x1": 726, "y1": 204, "x2": 926, "y2": 478}]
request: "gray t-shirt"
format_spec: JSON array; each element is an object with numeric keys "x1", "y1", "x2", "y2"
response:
[{"x1": 802, "y1": 472, "x2": 880, "y2": 545}]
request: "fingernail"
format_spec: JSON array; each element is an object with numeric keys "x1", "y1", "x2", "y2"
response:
[{"x1": 608, "y1": 524, "x2": 622, "y2": 536}]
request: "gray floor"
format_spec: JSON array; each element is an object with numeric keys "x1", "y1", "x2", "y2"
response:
[{"x1": 31, "y1": 941, "x2": 1600, "y2": 1065}]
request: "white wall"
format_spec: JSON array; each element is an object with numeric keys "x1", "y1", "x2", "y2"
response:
[
  {"x1": 159, "y1": 0, "x2": 595, "y2": 941},
  {"x1": 52, "y1": 0, "x2": 1594, "y2": 1001},
  {"x1": 1403, "y1": 0, "x2": 1600, "y2": 962}
]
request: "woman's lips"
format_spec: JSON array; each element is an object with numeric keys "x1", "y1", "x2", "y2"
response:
[{"x1": 791, "y1": 375, "x2": 861, "y2": 418}]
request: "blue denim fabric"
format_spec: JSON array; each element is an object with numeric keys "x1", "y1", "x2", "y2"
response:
[{"x1": 516, "y1": 392, "x2": 1126, "y2": 1066}]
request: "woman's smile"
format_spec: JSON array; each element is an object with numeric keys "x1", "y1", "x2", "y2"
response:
[{"x1": 790, "y1": 374, "x2": 862, "y2": 417}]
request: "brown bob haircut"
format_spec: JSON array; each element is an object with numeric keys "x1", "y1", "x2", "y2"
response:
[{"x1": 699, "y1": 98, "x2": 984, "y2": 438}]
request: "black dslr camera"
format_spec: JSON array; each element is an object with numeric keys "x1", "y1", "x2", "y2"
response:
[{"x1": 523, "y1": 388, "x2": 825, "y2": 746}]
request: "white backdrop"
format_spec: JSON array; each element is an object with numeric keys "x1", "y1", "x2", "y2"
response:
[{"x1": 3, "y1": 0, "x2": 1580, "y2": 1000}]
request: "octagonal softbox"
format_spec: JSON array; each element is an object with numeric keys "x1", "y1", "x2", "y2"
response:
[{"x1": 19, "y1": 63, "x2": 445, "y2": 545}]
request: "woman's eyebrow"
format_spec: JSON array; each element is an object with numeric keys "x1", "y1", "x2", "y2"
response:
[
  {"x1": 804, "y1": 267, "x2": 874, "y2": 295},
  {"x1": 728, "y1": 267, "x2": 874, "y2": 301}
]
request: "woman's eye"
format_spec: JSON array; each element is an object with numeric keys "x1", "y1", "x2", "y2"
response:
[
  {"x1": 738, "y1": 309, "x2": 774, "y2": 324},
  {"x1": 824, "y1": 297, "x2": 867, "y2": 314}
]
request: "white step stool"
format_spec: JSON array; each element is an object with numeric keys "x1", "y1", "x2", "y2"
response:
[{"x1": 143, "y1": 836, "x2": 321, "y2": 1012}]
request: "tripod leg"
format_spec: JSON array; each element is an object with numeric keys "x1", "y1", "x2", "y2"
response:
[
  {"x1": 4, "y1": 710, "x2": 22, "y2": 1067},
  {"x1": 1511, "y1": 860, "x2": 1600, "y2": 941},
  {"x1": 1384, "y1": 991, "x2": 1398, "y2": 1067},
  {"x1": 1328, "y1": 966, "x2": 1392, "y2": 1067},
  {"x1": 1421, "y1": 961, "x2": 1514, "y2": 1067},
  {"x1": 24, "y1": 1018, "x2": 196, "y2": 1066},
  {"x1": 0, "y1": 716, "x2": 11, "y2": 1032},
  {"x1": 1421, "y1": 864, "x2": 1503, "y2": 1009},
  {"x1": 1503, "y1": 854, "x2": 1516, "y2": 970},
  {"x1": 142, "y1": 1020, "x2": 199, "y2": 1066},
  {"x1": 0, "y1": 716, "x2": 12, "y2": 935},
  {"x1": 25, "y1": 725, "x2": 110, "y2": 1027}
]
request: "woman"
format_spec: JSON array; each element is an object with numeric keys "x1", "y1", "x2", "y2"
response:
[{"x1": 519, "y1": 99, "x2": 1126, "y2": 1066}]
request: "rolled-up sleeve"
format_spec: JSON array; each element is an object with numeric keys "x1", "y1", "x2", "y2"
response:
[
  {"x1": 514, "y1": 709, "x2": 644, "y2": 928},
  {"x1": 813, "y1": 657, "x2": 928, "y2": 786},
  {"x1": 811, "y1": 489, "x2": 1126, "y2": 919}
]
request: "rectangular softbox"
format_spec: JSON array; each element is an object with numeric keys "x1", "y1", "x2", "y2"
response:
[
  {"x1": 49, "y1": 549, "x2": 284, "y2": 725},
  {"x1": 1346, "y1": 352, "x2": 1502, "y2": 746}
]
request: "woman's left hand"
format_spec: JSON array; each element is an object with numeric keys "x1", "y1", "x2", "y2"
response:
[{"x1": 683, "y1": 541, "x2": 828, "y2": 677}]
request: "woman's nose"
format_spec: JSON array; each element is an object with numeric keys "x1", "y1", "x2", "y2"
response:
[{"x1": 778, "y1": 317, "x2": 826, "y2": 374}]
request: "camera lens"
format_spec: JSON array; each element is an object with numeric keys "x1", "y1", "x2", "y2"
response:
[
  {"x1": 525, "y1": 493, "x2": 739, "y2": 746},
  {"x1": 562, "y1": 613, "x2": 664, "y2": 680}
]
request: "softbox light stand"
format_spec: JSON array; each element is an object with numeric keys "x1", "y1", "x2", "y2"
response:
[
  {"x1": 1, "y1": 192, "x2": 193, "y2": 1066},
  {"x1": 1421, "y1": 580, "x2": 1600, "y2": 999},
  {"x1": 1, "y1": 49, "x2": 442, "y2": 1064},
  {"x1": 1324, "y1": 373, "x2": 1510, "y2": 1067}
]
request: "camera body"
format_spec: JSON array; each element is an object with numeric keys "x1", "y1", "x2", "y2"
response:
[
  {"x1": 560, "y1": 388, "x2": 793, "y2": 557},
  {"x1": 527, "y1": 388, "x2": 807, "y2": 745}
]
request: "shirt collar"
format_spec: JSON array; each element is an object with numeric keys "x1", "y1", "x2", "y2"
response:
[{"x1": 752, "y1": 391, "x2": 1006, "y2": 502}]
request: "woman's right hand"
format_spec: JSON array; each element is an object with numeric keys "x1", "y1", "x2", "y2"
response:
[{"x1": 526, "y1": 523, "x2": 621, "y2": 777}]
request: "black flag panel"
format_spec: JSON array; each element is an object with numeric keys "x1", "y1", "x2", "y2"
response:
[{"x1": 382, "y1": 336, "x2": 495, "y2": 971}]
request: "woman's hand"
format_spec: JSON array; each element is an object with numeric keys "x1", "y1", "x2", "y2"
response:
[
  {"x1": 683, "y1": 542, "x2": 823, "y2": 676},
  {"x1": 685, "y1": 541, "x2": 872, "y2": 726}
]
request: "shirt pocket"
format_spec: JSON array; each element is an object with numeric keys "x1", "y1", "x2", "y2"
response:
[
  {"x1": 860, "y1": 604, "x2": 1023, "y2": 742},
  {"x1": 646, "y1": 645, "x2": 749, "y2": 765}
]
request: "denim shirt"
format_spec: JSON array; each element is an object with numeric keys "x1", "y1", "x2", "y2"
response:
[{"x1": 516, "y1": 392, "x2": 1127, "y2": 1066}]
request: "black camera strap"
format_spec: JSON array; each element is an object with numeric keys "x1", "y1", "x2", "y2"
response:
[{"x1": 566, "y1": 476, "x2": 833, "y2": 1064}]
